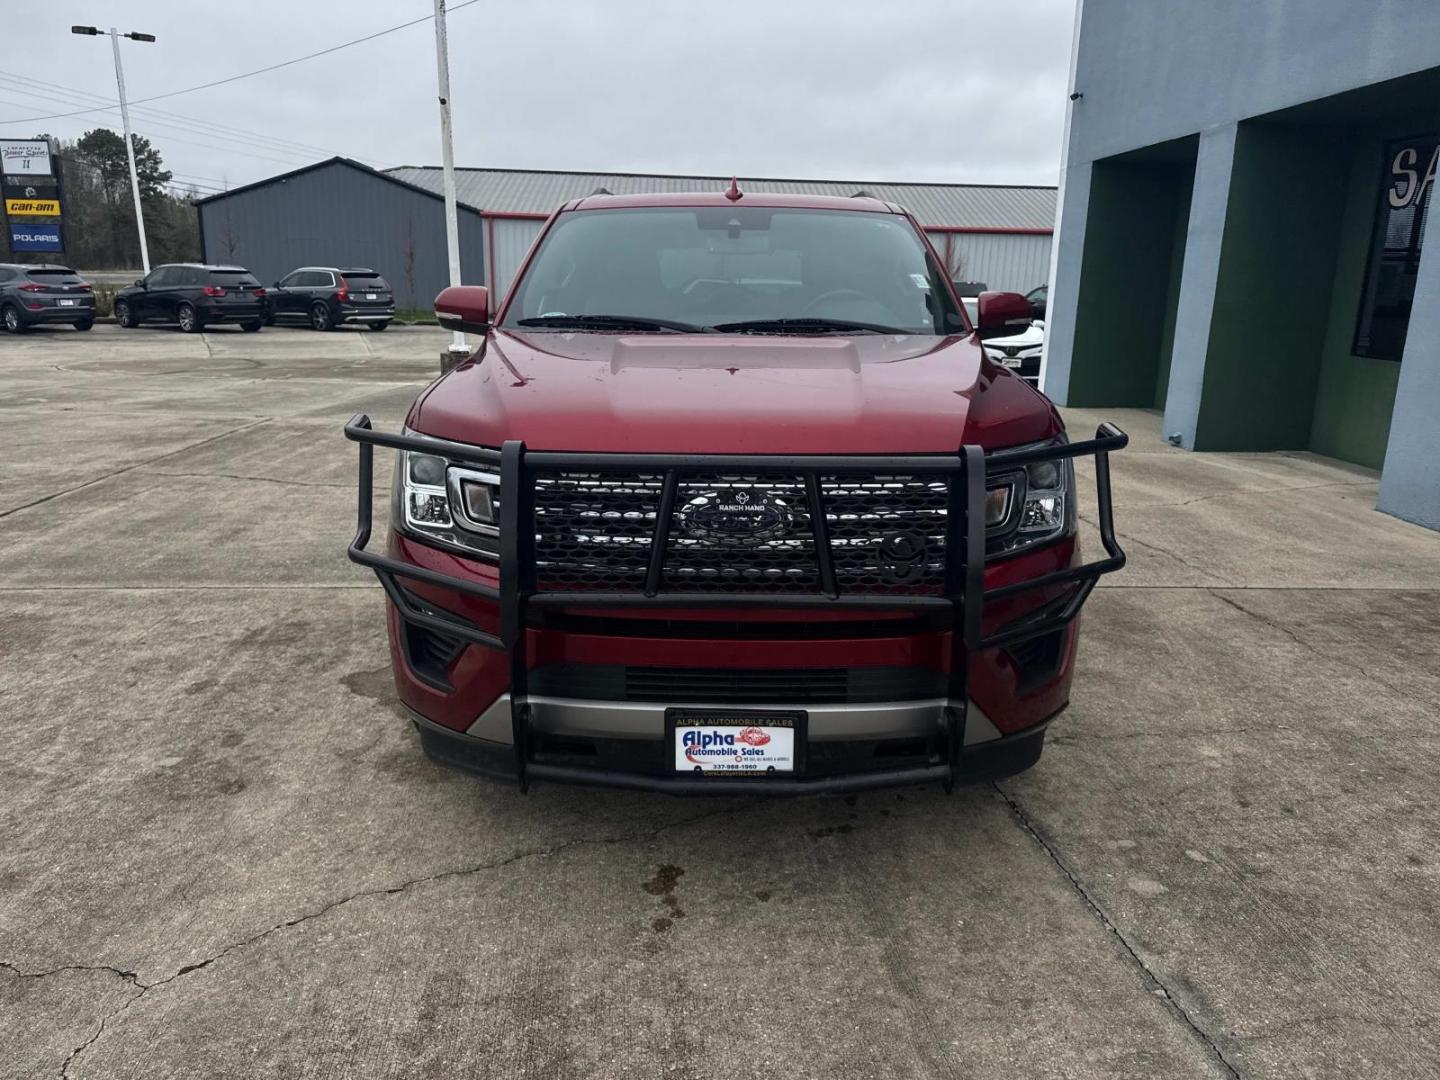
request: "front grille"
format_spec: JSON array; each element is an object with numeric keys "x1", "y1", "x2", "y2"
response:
[
  {"x1": 529, "y1": 664, "x2": 946, "y2": 705},
  {"x1": 532, "y1": 471, "x2": 950, "y2": 594}
]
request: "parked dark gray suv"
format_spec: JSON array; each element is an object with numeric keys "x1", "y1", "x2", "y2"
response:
[
  {"x1": 0, "y1": 264, "x2": 96, "y2": 333},
  {"x1": 264, "y1": 266, "x2": 395, "y2": 331}
]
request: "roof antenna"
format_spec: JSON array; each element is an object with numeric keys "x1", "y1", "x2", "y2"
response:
[{"x1": 724, "y1": 176, "x2": 743, "y2": 201}]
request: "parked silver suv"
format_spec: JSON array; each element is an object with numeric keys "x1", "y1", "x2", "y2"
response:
[{"x1": 0, "y1": 263, "x2": 95, "y2": 333}]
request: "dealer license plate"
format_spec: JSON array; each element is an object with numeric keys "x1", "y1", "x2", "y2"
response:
[
  {"x1": 668, "y1": 709, "x2": 802, "y2": 775},
  {"x1": 58, "y1": 298, "x2": 75, "y2": 306}
]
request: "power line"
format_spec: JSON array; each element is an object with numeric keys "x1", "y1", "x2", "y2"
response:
[
  {"x1": 0, "y1": 93, "x2": 326, "y2": 170},
  {"x1": 0, "y1": 70, "x2": 363, "y2": 163},
  {"x1": 0, "y1": 0, "x2": 480, "y2": 126},
  {"x1": 0, "y1": 81, "x2": 336, "y2": 167}
]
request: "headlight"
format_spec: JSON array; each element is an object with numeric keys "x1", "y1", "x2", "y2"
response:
[
  {"x1": 393, "y1": 432, "x2": 499, "y2": 560},
  {"x1": 987, "y1": 440, "x2": 1074, "y2": 557}
]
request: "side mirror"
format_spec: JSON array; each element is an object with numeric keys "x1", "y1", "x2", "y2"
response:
[
  {"x1": 976, "y1": 291, "x2": 1032, "y2": 339},
  {"x1": 134, "y1": 279, "x2": 145, "y2": 288},
  {"x1": 435, "y1": 285, "x2": 490, "y2": 334}
]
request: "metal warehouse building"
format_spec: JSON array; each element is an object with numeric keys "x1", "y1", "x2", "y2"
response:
[
  {"x1": 197, "y1": 158, "x2": 1055, "y2": 312},
  {"x1": 196, "y1": 159, "x2": 486, "y2": 312},
  {"x1": 1045, "y1": 0, "x2": 1440, "y2": 530}
]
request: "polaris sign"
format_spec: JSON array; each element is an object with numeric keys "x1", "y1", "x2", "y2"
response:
[{"x1": 9, "y1": 222, "x2": 63, "y2": 252}]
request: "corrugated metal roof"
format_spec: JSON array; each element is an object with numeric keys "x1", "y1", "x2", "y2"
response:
[{"x1": 383, "y1": 167, "x2": 1055, "y2": 230}]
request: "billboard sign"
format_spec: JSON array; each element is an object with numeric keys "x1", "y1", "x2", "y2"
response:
[
  {"x1": 9, "y1": 222, "x2": 63, "y2": 252},
  {"x1": 0, "y1": 139, "x2": 53, "y2": 176},
  {"x1": 5, "y1": 197, "x2": 61, "y2": 217}
]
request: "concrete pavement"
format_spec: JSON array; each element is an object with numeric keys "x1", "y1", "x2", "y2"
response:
[{"x1": 1, "y1": 324, "x2": 1437, "y2": 1078}]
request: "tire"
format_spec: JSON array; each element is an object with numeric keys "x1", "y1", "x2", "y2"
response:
[
  {"x1": 114, "y1": 300, "x2": 136, "y2": 328},
  {"x1": 1, "y1": 305, "x2": 24, "y2": 334},
  {"x1": 74, "y1": 319, "x2": 94, "y2": 331},
  {"x1": 241, "y1": 320, "x2": 262, "y2": 332},
  {"x1": 309, "y1": 302, "x2": 334, "y2": 331},
  {"x1": 177, "y1": 303, "x2": 201, "y2": 334},
  {"x1": 368, "y1": 320, "x2": 390, "y2": 332},
  {"x1": 963, "y1": 729, "x2": 1046, "y2": 781}
]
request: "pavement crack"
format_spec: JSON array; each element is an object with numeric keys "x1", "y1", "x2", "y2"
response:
[
  {"x1": 44, "y1": 802, "x2": 749, "y2": 1076},
  {"x1": 1209, "y1": 590, "x2": 1418, "y2": 701},
  {"x1": 0, "y1": 417, "x2": 274, "y2": 520},
  {"x1": 140, "y1": 470, "x2": 348, "y2": 489},
  {"x1": 1079, "y1": 513, "x2": 1232, "y2": 584},
  {"x1": 1, "y1": 960, "x2": 141, "y2": 985},
  {"x1": 993, "y1": 782, "x2": 1245, "y2": 1080},
  {"x1": 1155, "y1": 479, "x2": 1375, "y2": 509}
]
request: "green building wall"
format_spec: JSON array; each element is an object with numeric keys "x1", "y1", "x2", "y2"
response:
[{"x1": 1308, "y1": 111, "x2": 1439, "y2": 469}]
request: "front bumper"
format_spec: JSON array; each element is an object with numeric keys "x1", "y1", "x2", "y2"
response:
[
  {"x1": 409, "y1": 705, "x2": 1055, "y2": 795},
  {"x1": 345, "y1": 418, "x2": 1128, "y2": 793}
]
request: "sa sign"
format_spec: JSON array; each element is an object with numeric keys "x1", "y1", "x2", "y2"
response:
[
  {"x1": 0, "y1": 139, "x2": 53, "y2": 176},
  {"x1": 1388, "y1": 139, "x2": 1438, "y2": 210}
]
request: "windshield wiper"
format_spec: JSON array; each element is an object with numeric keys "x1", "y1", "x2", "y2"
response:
[
  {"x1": 708, "y1": 317, "x2": 912, "y2": 335},
  {"x1": 515, "y1": 314, "x2": 710, "y2": 334}
]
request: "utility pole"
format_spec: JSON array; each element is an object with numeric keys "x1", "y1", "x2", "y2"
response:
[
  {"x1": 432, "y1": 0, "x2": 469, "y2": 364},
  {"x1": 72, "y1": 26, "x2": 156, "y2": 273}
]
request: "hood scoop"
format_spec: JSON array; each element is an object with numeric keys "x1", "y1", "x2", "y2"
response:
[{"x1": 610, "y1": 336, "x2": 862, "y2": 374}]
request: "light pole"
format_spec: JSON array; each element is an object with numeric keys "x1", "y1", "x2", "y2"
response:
[
  {"x1": 71, "y1": 26, "x2": 156, "y2": 274},
  {"x1": 432, "y1": 0, "x2": 468, "y2": 363}
]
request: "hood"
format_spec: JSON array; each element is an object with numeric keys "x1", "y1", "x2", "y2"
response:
[{"x1": 411, "y1": 329, "x2": 1061, "y2": 454}]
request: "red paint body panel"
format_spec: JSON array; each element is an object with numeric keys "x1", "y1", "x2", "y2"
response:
[{"x1": 412, "y1": 330, "x2": 1061, "y2": 455}]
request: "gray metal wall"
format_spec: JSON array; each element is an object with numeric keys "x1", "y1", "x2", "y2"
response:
[
  {"x1": 489, "y1": 219, "x2": 545, "y2": 303},
  {"x1": 198, "y1": 161, "x2": 486, "y2": 310},
  {"x1": 927, "y1": 231, "x2": 1051, "y2": 294}
]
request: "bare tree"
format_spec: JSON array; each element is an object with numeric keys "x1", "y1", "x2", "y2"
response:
[
  {"x1": 401, "y1": 217, "x2": 418, "y2": 312},
  {"x1": 219, "y1": 202, "x2": 240, "y2": 263}
]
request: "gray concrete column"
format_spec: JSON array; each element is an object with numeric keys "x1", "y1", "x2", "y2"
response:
[
  {"x1": 1160, "y1": 123, "x2": 1238, "y2": 449},
  {"x1": 1377, "y1": 238, "x2": 1440, "y2": 530},
  {"x1": 1039, "y1": 160, "x2": 1091, "y2": 404}
]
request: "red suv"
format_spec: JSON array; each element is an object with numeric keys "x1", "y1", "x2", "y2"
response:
[{"x1": 346, "y1": 190, "x2": 1126, "y2": 794}]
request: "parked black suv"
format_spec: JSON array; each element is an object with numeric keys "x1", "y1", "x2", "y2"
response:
[
  {"x1": 0, "y1": 264, "x2": 96, "y2": 333},
  {"x1": 265, "y1": 267, "x2": 394, "y2": 331},
  {"x1": 114, "y1": 264, "x2": 266, "y2": 333}
]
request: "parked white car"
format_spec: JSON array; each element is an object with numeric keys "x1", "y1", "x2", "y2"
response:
[{"x1": 961, "y1": 298, "x2": 1043, "y2": 385}]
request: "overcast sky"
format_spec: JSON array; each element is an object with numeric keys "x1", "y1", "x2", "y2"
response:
[{"x1": 1, "y1": 0, "x2": 1077, "y2": 197}]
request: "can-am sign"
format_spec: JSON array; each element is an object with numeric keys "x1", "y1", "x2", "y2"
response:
[{"x1": 0, "y1": 139, "x2": 53, "y2": 176}]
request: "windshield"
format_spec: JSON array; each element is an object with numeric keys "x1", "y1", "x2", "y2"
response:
[{"x1": 504, "y1": 206, "x2": 964, "y2": 335}]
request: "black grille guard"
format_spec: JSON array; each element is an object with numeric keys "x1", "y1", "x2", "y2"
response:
[{"x1": 344, "y1": 415, "x2": 1128, "y2": 793}]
